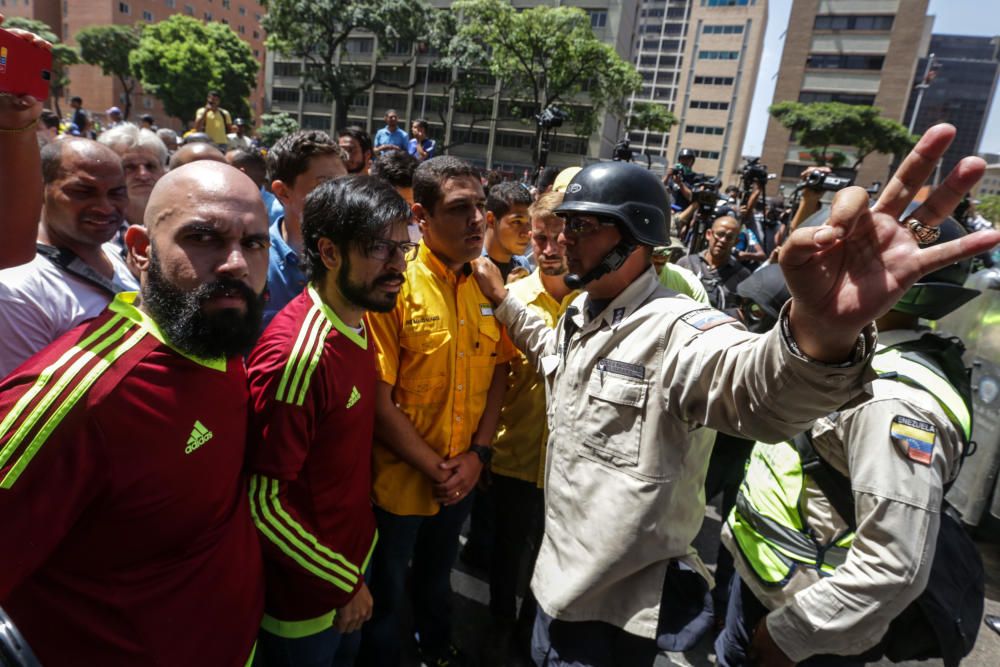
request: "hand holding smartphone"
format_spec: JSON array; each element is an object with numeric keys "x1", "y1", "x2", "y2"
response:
[{"x1": 0, "y1": 25, "x2": 53, "y2": 102}]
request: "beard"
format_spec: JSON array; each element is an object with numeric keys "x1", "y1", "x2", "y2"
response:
[
  {"x1": 337, "y1": 254, "x2": 402, "y2": 313},
  {"x1": 537, "y1": 255, "x2": 568, "y2": 277},
  {"x1": 143, "y1": 250, "x2": 265, "y2": 359}
]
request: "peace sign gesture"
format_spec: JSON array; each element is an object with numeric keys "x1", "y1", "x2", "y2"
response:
[{"x1": 780, "y1": 124, "x2": 1000, "y2": 362}]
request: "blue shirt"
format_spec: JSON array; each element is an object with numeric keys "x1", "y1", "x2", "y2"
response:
[
  {"x1": 261, "y1": 188, "x2": 285, "y2": 226},
  {"x1": 374, "y1": 126, "x2": 409, "y2": 150},
  {"x1": 407, "y1": 137, "x2": 436, "y2": 161},
  {"x1": 263, "y1": 218, "x2": 308, "y2": 329}
]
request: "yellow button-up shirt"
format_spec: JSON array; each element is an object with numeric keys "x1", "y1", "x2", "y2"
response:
[
  {"x1": 491, "y1": 271, "x2": 576, "y2": 486},
  {"x1": 369, "y1": 242, "x2": 517, "y2": 516}
]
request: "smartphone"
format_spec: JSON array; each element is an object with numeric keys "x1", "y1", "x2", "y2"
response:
[{"x1": 0, "y1": 27, "x2": 53, "y2": 100}]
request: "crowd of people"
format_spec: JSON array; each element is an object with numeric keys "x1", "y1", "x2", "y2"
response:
[{"x1": 1, "y1": 26, "x2": 999, "y2": 667}]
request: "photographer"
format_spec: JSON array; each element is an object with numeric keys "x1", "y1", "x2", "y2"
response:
[
  {"x1": 789, "y1": 166, "x2": 841, "y2": 231},
  {"x1": 677, "y1": 215, "x2": 751, "y2": 313},
  {"x1": 663, "y1": 148, "x2": 698, "y2": 209}
]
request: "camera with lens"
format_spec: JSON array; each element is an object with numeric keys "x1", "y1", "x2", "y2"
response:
[
  {"x1": 803, "y1": 170, "x2": 853, "y2": 192},
  {"x1": 740, "y1": 157, "x2": 769, "y2": 192},
  {"x1": 536, "y1": 106, "x2": 567, "y2": 130},
  {"x1": 612, "y1": 136, "x2": 633, "y2": 162},
  {"x1": 691, "y1": 175, "x2": 721, "y2": 212}
]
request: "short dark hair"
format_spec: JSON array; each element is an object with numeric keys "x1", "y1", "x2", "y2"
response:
[
  {"x1": 70, "y1": 96, "x2": 82, "y2": 105},
  {"x1": 208, "y1": 90, "x2": 221, "y2": 98},
  {"x1": 411, "y1": 118, "x2": 429, "y2": 132},
  {"x1": 337, "y1": 126, "x2": 372, "y2": 155},
  {"x1": 227, "y1": 148, "x2": 266, "y2": 172},
  {"x1": 39, "y1": 109, "x2": 61, "y2": 129},
  {"x1": 370, "y1": 150, "x2": 418, "y2": 189},
  {"x1": 486, "y1": 181, "x2": 532, "y2": 220},
  {"x1": 412, "y1": 156, "x2": 479, "y2": 212},
  {"x1": 302, "y1": 175, "x2": 412, "y2": 282},
  {"x1": 267, "y1": 130, "x2": 343, "y2": 186},
  {"x1": 40, "y1": 141, "x2": 66, "y2": 184},
  {"x1": 140, "y1": 114, "x2": 155, "y2": 124}
]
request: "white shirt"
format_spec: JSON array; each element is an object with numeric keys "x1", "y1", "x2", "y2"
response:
[{"x1": 0, "y1": 245, "x2": 139, "y2": 378}]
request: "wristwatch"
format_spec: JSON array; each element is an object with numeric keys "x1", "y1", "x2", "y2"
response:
[{"x1": 469, "y1": 444, "x2": 493, "y2": 466}]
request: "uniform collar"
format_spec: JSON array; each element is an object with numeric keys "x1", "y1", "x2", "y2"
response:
[
  {"x1": 416, "y1": 241, "x2": 471, "y2": 285},
  {"x1": 569, "y1": 267, "x2": 660, "y2": 333},
  {"x1": 876, "y1": 328, "x2": 928, "y2": 352},
  {"x1": 108, "y1": 292, "x2": 228, "y2": 371}
]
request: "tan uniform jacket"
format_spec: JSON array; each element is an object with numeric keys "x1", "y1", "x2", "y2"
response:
[
  {"x1": 494, "y1": 268, "x2": 875, "y2": 638},
  {"x1": 722, "y1": 329, "x2": 964, "y2": 661}
]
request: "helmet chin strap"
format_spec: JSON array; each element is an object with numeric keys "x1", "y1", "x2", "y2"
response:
[{"x1": 564, "y1": 238, "x2": 638, "y2": 290}]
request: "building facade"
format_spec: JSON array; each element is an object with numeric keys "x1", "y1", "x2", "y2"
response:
[
  {"x1": 903, "y1": 34, "x2": 1000, "y2": 183},
  {"x1": 628, "y1": 0, "x2": 766, "y2": 183},
  {"x1": 0, "y1": 0, "x2": 267, "y2": 130},
  {"x1": 760, "y1": 0, "x2": 930, "y2": 196},
  {"x1": 264, "y1": 0, "x2": 641, "y2": 174}
]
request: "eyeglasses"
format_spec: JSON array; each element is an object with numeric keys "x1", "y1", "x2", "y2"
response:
[
  {"x1": 562, "y1": 215, "x2": 618, "y2": 236},
  {"x1": 367, "y1": 239, "x2": 418, "y2": 262}
]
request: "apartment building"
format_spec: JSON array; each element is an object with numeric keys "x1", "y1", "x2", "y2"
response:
[
  {"x1": 628, "y1": 0, "x2": 766, "y2": 183},
  {"x1": 264, "y1": 0, "x2": 641, "y2": 174},
  {"x1": 760, "y1": 0, "x2": 930, "y2": 195},
  {"x1": 0, "y1": 0, "x2": 267, "y2": 129}
]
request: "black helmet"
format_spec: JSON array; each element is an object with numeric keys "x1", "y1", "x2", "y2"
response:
[
  {"x1": 554, "y1": 161, "x2": 670, "y2": 246},
  {"x1": 737, "y1": 264, "x2": 790, "y2": 333},
  {"x1": 801, "y1": 202, "x2": 980, "y2": 320},
  {"x1": 678, "y1": 148, "x2": 696, "y2": 160}
]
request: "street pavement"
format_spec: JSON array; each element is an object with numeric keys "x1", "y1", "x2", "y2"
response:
[{"x1": 397, "y1": 496, "x2": 1000, "y2": 666}]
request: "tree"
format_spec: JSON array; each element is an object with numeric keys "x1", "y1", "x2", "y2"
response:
[
  {"x1": 449, "y1": 0, "x2": 642, "y2": 166},
  {"x1": 257, "y1": 112, "x2": 300, "y2": 148},
  {"x1": 627, "y1": 102, "x2": 677, "y2": 134},
  {"x1": 77, "y1": 25, "x2": 142, "y2": 121},
  {"x1": 262, "y1": 0, "x2": 434, "y2": 131},
  {"x1": 3, "y1": 17, "x2": 79, "y2": 117},
  {"x1": 130, "y1": 15, "x2": 258, "y2": 125},
  {"x1": 978, "y1": 194, "x2": 1000, "y2": 226},
  {"x1": 769, "y1": 101, "x2": 916, "y2": 170}
]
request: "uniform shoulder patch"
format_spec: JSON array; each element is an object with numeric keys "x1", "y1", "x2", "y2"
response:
[
  {"x1": 679, "y1": 308, "x2": 736, "y2": 332},
  {"x1": 890, "y1": 415, "x2": 936, "y2": 465}
]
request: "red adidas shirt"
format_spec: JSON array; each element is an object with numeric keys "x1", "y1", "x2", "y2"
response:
[
  {"x1": 0, "y1": 293, "x2": 263, "y2": 666},
  {"x1": 248, "y1": 287, "x2": 377, "y2": 636}
]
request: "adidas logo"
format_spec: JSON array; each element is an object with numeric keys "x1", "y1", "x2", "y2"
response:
[
  {"x1": 185, "y1": 420, "x2": 213, "y2": 454},
  {"x1": 346, "y1": 386, "x2": 361, "y2": 409}
]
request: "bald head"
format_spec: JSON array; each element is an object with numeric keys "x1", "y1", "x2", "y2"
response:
[
  {"x1": 145, "y1": 160, "x2": 264, "y2": 230},
  {"x1": 169, "y1": 142, "x2": 227, "y2": 170},
  {"x1": 706, "y1": 215, "x2": 740, "y2": 261}
]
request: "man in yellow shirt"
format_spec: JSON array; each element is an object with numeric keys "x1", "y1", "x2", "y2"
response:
[
  {"x1": 361, "y1": 156, "x2": 517, "y2": 667},
  {"x1": 484, "y1": 191, "x2": 575, "y2": 665},
  {"x1": 193, "y1": 91, "x2": 232, "y2": 147}
]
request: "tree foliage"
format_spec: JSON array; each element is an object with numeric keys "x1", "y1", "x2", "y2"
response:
[
  {"x1": 257, "y1": 112, "x2": 301, "y2": 148},
  {"x1": 448, "y1": 0, "x2": 641, "y2": 164},
  {"x1": 130, "y1": 15, "x2": 258, "y2": 124},
  {"x1": 978, "y1": 194, "x2": 1000, "y2": 226},
  {"x1": 627, "y1": 102, "x2": 677, "y2": 134},
  {"x1": 769, "y1": 101, "x2": 916, "y2": 169},
  {"x1": 77, "y1": 25, "x2": 142, "y2": 120},
  {"x1": 262, "y1": 0, "x2": 434, "y2": 131},
  {"x1": 3, "y1": 17, "x2": 79, "y2": 114}
]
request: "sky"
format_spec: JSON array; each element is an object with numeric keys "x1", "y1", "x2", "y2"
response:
[{"x1": 741, "y1": 0, "x2": 1000, "y2": 157}]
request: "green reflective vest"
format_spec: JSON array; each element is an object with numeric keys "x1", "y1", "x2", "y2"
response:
[{"x1": 727, "y1": 344, "x2": 972, "y2": 587}]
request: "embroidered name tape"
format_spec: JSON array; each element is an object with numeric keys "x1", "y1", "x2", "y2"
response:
[
  {"x1": 890, "y1": 415, "x2": 936, "y2": 465},
  {"x1": 596, "y1": 358, "x2": 645, "y2": 380},
  {"x1": 680, "y1": 308, "x2": 736, "y2": 332},
  {"x1": 480, "y1": 303, "x2": 494, "y2": 317}
]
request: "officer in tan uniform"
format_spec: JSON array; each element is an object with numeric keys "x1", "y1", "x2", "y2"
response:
[
  {"x1": 470, "y1": 124, "x2": 999, "y2": 666},
  {"x1": 717, "y1": 212, "x2": 985, "y2": 667}
]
